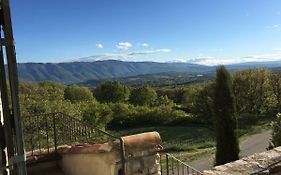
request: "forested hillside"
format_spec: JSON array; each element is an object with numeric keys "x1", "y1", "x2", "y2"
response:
[
  {"x1": 17, "y1": 60, "x2": 281, "y2": 84},
  {"x1": 17, "y1": 60, "x2": 211, "y2": 84},
  {"x1": 78, "y1": 72, "x2": 214, "y2": 87}
]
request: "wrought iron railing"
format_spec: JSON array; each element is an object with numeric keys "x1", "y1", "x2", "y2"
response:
[
  {"x1": 22, "y1": 112, "x2": 119, "y2": 156},
  {"x1": 160, "y1": 153, "x2": 203, "y2": 175},
  {"x1": 23, "y1": 112, "x2": 202, "y2": 175},
  {"x1": 22, "y1": 112, "x2": 127, "y2": 174}
]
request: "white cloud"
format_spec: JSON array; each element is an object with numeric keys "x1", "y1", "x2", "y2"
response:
[
  {"x1": 96, "y1": 43, "x2": 103, "y2": 49},
  {"x1": 141, "y1": 43, "x2": 149, "y2": 47},
  {"x1": 74, "y1": 48, "x2": 171, "y2": 62},
  {"x1": 157, "y1": 49, "x2": 171, "y2": 53},
  {"x1": 128, "y1": 49, "x2": 171, "y2": 56},
  {"x1": 76, "y1": 53, "x2": 133, "y2": 62},
  {"x1": 184, "y1": 57, "x2": 237, "y2": 66},
  {"x1": 176, "y1": 54, "x2": 281, "y2": 66},
  {"x1": 116, "y1": 42, "x2": 132, "y2": 50},
  {"x1": 241, "y1": 54, "x2": 281, "y2": 62}
]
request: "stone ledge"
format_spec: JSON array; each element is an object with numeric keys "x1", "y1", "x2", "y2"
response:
[{"x1": 204, "y1": 146, "x2": 281, "y2": 175}]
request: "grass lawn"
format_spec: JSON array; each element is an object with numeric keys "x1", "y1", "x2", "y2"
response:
[{"x1": 111, "y1": 120, "x2": 271, "y2": 162}]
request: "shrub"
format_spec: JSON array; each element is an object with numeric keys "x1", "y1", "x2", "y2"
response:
[
  {"x1": 82, "y1": 102, "x2": 113, "y2": 129},
  {"x1": 64, "y1": 85, "x2": 94, "y2": 102},
  {"x1": 95, "y1": 81, "x2": 130, "y2": 103},
  {"x1": 271, "y1": 113, "x2": 281, "y2": 147},
  {"x1": 129, "y1": 86, "x2": 157, "y2": 106}
]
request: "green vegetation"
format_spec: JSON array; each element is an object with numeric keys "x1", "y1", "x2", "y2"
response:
[
  {"x1": 213, "y1": 66, "x2": 239, "y2": 165},
  {"x1": 129, "y1": 86, "x2": 157, "y2": 106},
  {"x1": 64, "y1": 85, "x2": 94, "y2": 102},
  {"x1": 94, "y1": 80, "x2": 130, "y2": 103},
  {"x1": 112, "y1": 125, "x2": 215, "y2": 159},
  {"x1": 271, "y1": 113, "x2": 281, "y2": 147},
  {"x1": 112, "y1": 120, "x2": 271, "y2": 163},
  {"x1": 18, "y1": 61, "x2": 211, "y2": 84},
  {"x1": 18, "y1": 67, "x2": 281, "y2": 161}
]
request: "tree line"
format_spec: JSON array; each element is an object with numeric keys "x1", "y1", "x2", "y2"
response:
[{"x1": 18, "y1": 67, "x2": 281, "y2": 131}]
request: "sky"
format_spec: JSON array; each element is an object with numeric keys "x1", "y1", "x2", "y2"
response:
[{"x1": 10, "y1": 0, "x2": 281, "y2": 65}]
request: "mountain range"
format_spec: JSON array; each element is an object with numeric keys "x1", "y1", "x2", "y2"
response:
[{"x1": 17, "y1": 60, "x2": 281, "y2": 84}]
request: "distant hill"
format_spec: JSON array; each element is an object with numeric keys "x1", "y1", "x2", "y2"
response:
[
  {"x1": 17, "y1": 60, "x2": 211, "y2": 84},
  {"x1": 78, "y1": 72, "x2": 215, "y2": 88},
  {"x1": 17, "y1": 60, "x2": 281, "y2": 84},
  {"x1": 225, "y1": 61, "x2": 281, "y2": 69}
]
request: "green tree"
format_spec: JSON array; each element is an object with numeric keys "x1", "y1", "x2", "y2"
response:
[
  {"x1": 233, "y1": 68, "x2": 276, "y2": 115},
  {"x1": 213, "y1": 66, "x2": 239, "y2": 165},
  {"x1": 94, "y1": 81, "x2": 130, "y2": 103},
  {"x1": 37, "y1": 81, "x2": 65, "y2": 101},
  {"x1": 182, "y1": 82, "x2": 214, "y2": 123},
  {"x1": 64, "y1": 85, "x2": 94, "y2": 102},
  {"x1": 153, "y1": 95, "x2": 175, "y2": 107},
  {"x1": 82, "y1": 102, "x2": 113, "y2": 129},
  {"x1": 270, "y1": 73, "x2": 281, "y2": 112},
  {"x1": 129, "y1": 86, "x2": 157, "y2": 106}
]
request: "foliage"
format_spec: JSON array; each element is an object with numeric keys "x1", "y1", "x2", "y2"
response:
[
  {"x1": 182, "y1": 82, "x2": 214, "y2": 124},
  {"x1": 64, "y1": 85, "x2": 94, "y2": 102},
  {"x1": 153, "y1": 95, "x2": 175, "y2": 107},
  {"x1": 213, "y1": 66, "x2": 239, "y2": 165},
  {"x1": 129, "y1": 85, "x2": 157, "y2": 106},
  {"x1": 271, "y1": 113, "x2": 281, "y2": 147},
  {"x1": 19, "y1": 81, "x2": 91, "y2": 117},
  {"x1": 270, "y1": 73, "x2": 281, "y2": 112},
  {"x1": 94, "y1": 81, "x2": 130, "y2": 103},
  {"x1": 108, "y1": 103, "x2": 187, "y2": 128},
  {"x1": 82, "y1": 102, "x2": 113, "y2": 129},
  {"x1": 157, "y1": 88, "x2": 186, "y2": 104},
  {"x1": 233, "y1": 68, "x2": 277, "y2": 115},
  {"x1": 18, "y1": 67, "x2": 280, "y2": 132}
]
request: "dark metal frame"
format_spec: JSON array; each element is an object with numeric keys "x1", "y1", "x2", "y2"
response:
[
  {"x1": 0, "y1": 0, "x2": 27, "y2": 174},
  {"x1": 160, "y1": 153, "x2": 203, "y2": 175}
]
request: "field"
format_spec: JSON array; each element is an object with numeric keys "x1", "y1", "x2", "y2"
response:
[{"x1": 112, "y1": 120, "x2": 271, "y2": 163}]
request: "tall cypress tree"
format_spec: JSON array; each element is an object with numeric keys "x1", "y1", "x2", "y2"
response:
[{"x1": 213, "y1": 66, "x2": 239, "y2": 165}]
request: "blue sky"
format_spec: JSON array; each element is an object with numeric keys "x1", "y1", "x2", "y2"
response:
[{"x1": 11, "y1": 0, "x2": 281, "y2": 65}]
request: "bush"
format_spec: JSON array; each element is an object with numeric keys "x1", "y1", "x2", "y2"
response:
[
  {"x1": 271, "y1": 113, "x2": 281, "y2": 147},
  {"x1": 95, "y1": 81, "x2": 130, "y2": 103},
  {"x1": 64, "y1": 85, "x2": 94, "y2": 102},
  {"x1": 108, "y1": 103, "x2": 188, "y2": 129},
  {"x1": 129, "y1": 86, "x2": 157, "y2": 106},
  {"x1": 82, "y1": 102, "x2": 113, "y2": 129}
]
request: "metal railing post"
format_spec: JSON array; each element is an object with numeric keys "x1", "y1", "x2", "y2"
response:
[
  {"x1": 52, "y1": 113, "x2": 57, "y2": 153},
  {"x1": 120, "y1": 138, "x2": 126, "y2": 175},
  {"x1": 166, "y1": 154, "x2": 169, "y2": 175}
]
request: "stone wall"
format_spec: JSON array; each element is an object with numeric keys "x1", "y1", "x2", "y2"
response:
[
  {"x1": 27, "y1": 131, "x2": 163, "y2": 175},
  {"x1": 203, "y1": 147, "x2": 281, "y2": 175}
]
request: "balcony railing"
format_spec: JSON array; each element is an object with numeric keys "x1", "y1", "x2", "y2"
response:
[
  {"x1": 160, "y1": 153, "x2": 203, "y2": 175},
  {"x1": 23, "y1": 112, "x2": 118, "y2": 156}
]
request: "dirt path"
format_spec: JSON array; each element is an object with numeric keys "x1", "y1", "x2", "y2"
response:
[{"x1": 188, "y1": 130, "x2": 272, "y2": 172}]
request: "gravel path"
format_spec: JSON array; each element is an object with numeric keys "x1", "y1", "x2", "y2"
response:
[{"x1": 188, "y1": 130, "x2": 272, "y2": 172}]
